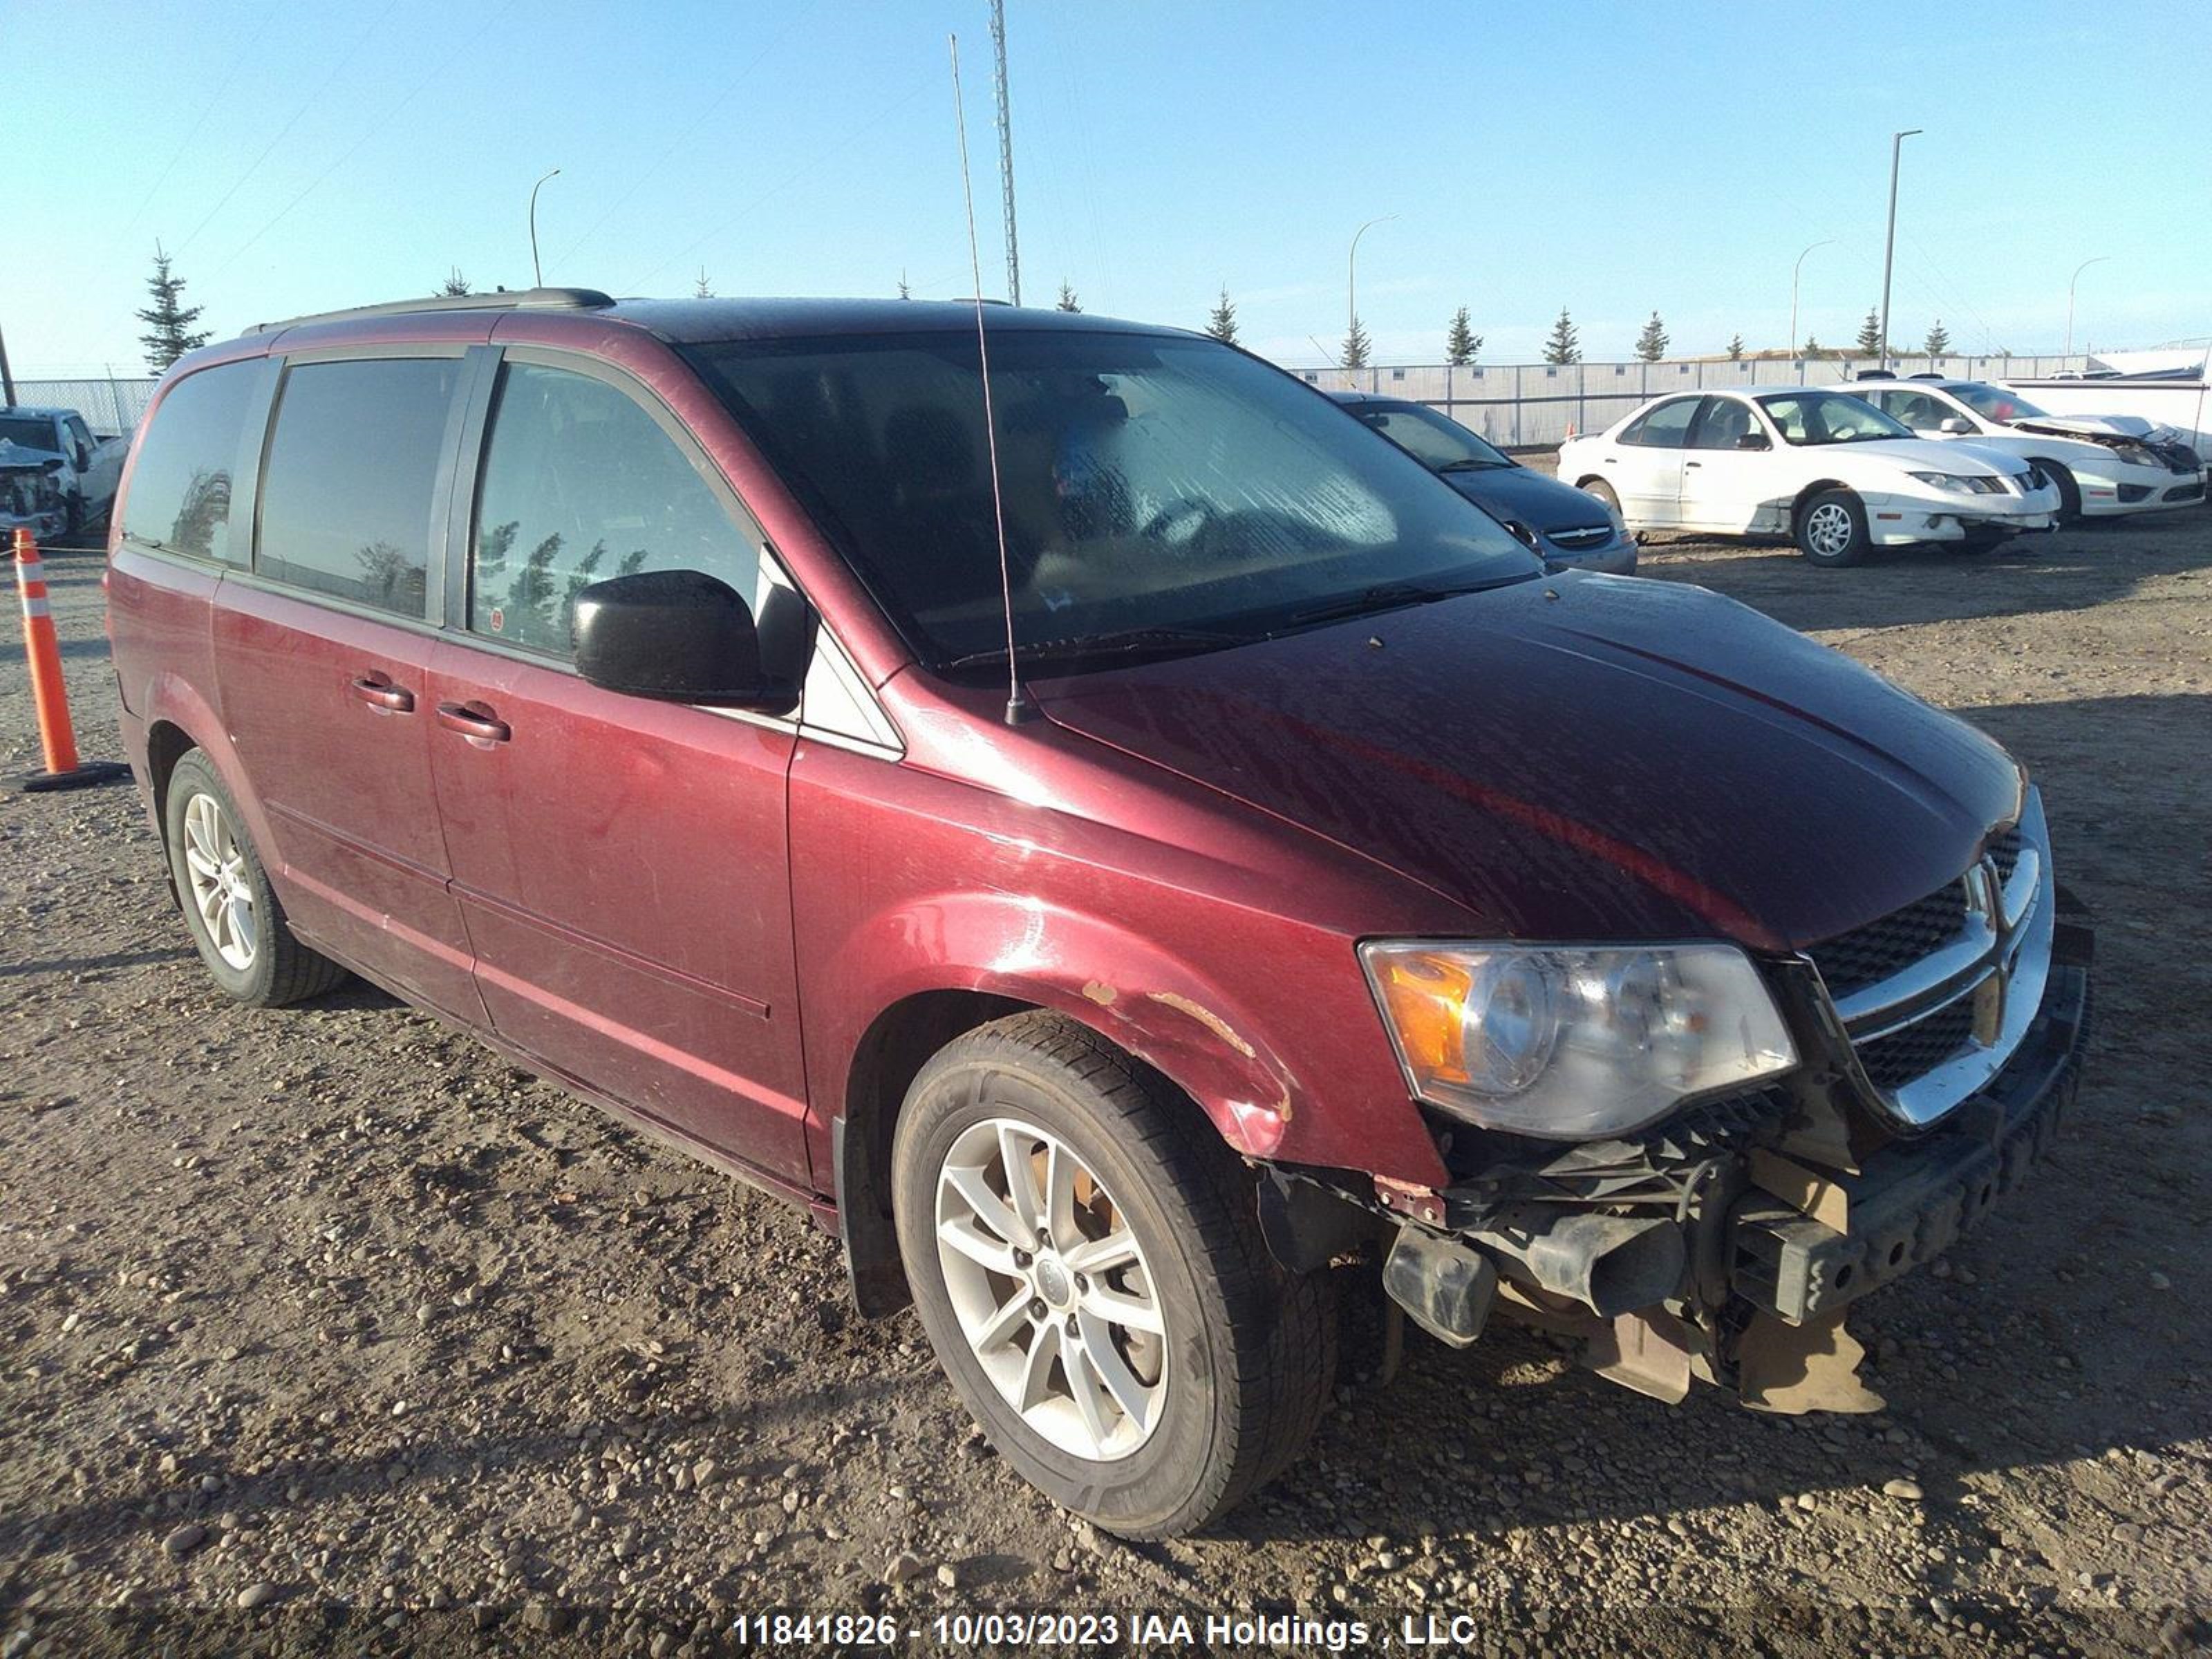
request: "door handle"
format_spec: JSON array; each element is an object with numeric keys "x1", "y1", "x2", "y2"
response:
[
  {"x1": 348, "y1": 673, "x2": 414, "y2": 713},
  {"x1": 435, "y1": 701, "x2": 511, "y2": 743},
  {"x1": 1685, "y1": 460, "x2": 1703, "y2": 468}
]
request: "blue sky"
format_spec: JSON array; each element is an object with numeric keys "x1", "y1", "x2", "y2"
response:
[{"x1": 10, "y1": 0, "x2": 2207, "y2": 377}]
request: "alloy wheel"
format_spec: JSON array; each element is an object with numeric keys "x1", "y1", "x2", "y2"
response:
[
  {"x1": 180, "y1": 792, "x2": 257, "y2": 971},
  {"x1": 1806, "y1": 501, "x2": 1855, "y2": 558},
  {"x1": 932, "y1": 1116, "x2": 1168, "y2": 1461}
]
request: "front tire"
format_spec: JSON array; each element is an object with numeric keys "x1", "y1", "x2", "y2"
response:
[
  {"x1": 1577, "y1": 477, "x2": 1623, "y2": 517},
  {"x1": 163, "y1": 750, "x2": 347, "y2": 1007},
  {"x1": 892, "y1": 1012, "x2": 1333, "y2": 1538},
  {"x1": 1795, "y1": 487, "x2": 1869, "y2": 567},
  {"x1": 2031, "y1": 460, "x2": 2081, "y2": 522}
]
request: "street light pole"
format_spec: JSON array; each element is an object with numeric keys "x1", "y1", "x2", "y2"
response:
[
  {"x1": 529, "y1": 168, "x2": 561, "y2": 288},
  {"x1": 1790, "y1": 239, "x2": 1835, "y2": 359},
  {"x1": 2064, "y1": 256, "x2": 2110, "y2": 359},
  {"x1": 1877, "y1": 129, "x2": 1922, "y2": 368},
  {"x1": 1347, "y1": 214, "x2": 1396, "y2": 364}
]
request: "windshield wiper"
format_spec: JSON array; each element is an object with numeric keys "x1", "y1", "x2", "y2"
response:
[
  {"x1": 1435, "y1": 458, "x2": 1510, "y2": 473},
  {"x1": 942, "y1": 624, "x2": 1259, "y2": 673},
  {"x1": 1283, "y1": 577, "x2": 1517, "y2": 628}
]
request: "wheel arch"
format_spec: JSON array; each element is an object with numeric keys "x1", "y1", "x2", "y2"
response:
[{"x1": 1790, "y1": 478, "x2": 1856, "y2": 523}]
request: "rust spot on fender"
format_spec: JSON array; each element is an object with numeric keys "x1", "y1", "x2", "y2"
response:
[
  {"x1": 1145, "y1": 991, "x2": 1257, "y2": 1060},
  {"x1": 1081, "y1": 980, "x2": 1118, "y2": 1006}
]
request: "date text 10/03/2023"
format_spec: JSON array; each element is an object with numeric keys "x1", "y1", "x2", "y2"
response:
[{"x1": 731, "y1": 1611, "x2": 1515, "y2": 1649}]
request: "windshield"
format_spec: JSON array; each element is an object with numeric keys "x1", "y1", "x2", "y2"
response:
[
  {"x1": 0, "y1": 416, "x2": 58, "y2": 453},
  {"x1": 1949, "y1": 382, "x2": 2048, "y2": 423},
  {"x1": 691, "y1": 330, "x2": 1537, "y2": 670},
  {"x1": 1756, "y1": 391, "x2": 1913, "y2": 446},
  {"x1": 1351, "y1": 401, "x2": 1511, "y2": 471}
]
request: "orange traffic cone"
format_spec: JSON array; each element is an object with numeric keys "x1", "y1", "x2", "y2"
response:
[{"x1": 14, "y1": 527, "x2": 130, "y2": 793}]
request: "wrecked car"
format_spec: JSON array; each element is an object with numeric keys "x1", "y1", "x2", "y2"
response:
[
  {"x1": 0, "y1": 406, "x2": 126, "y2": 538},
  {"x1": 1839, "y1": 375, "x2": 2205, "y2": 519},
  {"x1": 106, "y1": 290, "x2": 2093, "y2": 1539},
  {"x1": 0, "y1": 440, "x2": 68, "y2": 543}
]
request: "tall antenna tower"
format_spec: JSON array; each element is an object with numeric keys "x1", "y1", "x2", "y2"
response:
[{"x1": 989, "y1": 0, "x2": 1021, "y2": 306}]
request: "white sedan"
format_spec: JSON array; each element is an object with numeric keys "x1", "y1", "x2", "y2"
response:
[
  {"x1": 1557, "y1": 388, "x2": 2059, "y2": 567},
  {"x1": 1833, "y1": 376, "x2": 2206, "y2": 520}
]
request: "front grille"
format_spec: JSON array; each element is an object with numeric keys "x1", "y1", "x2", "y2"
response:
[
  {"x1": 2119, "y1": 484, "x2": 2153, "y2": 504},
  {"x1": 1808, "y1": 883, "x2": 1967, "y2": 999},
  {"x1": 1547, "y1": 525, "x2": 1613, "y2": 549},
  {"x1": 1987, "y1": 825, "x2": 2023, "y2": 885},
  {"x1": 1856, "y1": 997, "x2": 1978, "y2": 1089},
  {"x1": 2155, "y1": 442, "x2": 2199, "y2": 474}
]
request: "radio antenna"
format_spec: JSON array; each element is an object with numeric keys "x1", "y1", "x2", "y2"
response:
[{"x1": 950, "y1": 32, "x2": 1035, "y2": 726}]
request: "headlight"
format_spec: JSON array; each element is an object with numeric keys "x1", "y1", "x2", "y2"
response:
[
  {"x1": 1360, "y1": 941, "x2": 1797, "y2": 1138},
  {"x1": 2112, "y1": 444, "x2": 2159, "y2": 469},
  {"x1": 1906, "y1": 471, "x2": 1984, "y2": 495}
]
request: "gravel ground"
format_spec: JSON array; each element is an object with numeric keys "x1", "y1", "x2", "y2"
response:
[{"x1": 2, "y1": 498, "x2": 2209, "y2": 1658}]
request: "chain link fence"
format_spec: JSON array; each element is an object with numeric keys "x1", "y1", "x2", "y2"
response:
[{"x1": 7, "y1": 377, "x2": 158, "y2": 438}]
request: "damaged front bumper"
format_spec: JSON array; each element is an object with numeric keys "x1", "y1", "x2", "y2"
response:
[{"x1": 1309, "y1": 894, "x2": 2094, "y2": 1414}]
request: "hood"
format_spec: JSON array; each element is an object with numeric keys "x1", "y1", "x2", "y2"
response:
[
  {"x1": 0, "y1": 438, "x2": 62, "y2": 467},
  {"x1": 1438, "y1": 463, "x2": 1611, "y2": 536},
  {"x1": 2012, "y1": 413, "x2": 2161, "y2": 443},
  {"x1": 1038, "y1": 574, "x2": 2021, "y2": 952},
  {"x1": 1847, "y1": 436, "x2": 2021, "y2": 476}
]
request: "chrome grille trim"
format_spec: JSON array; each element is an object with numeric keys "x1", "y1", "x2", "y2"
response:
[{"x1": 1807, "y1": 789, "x2": 2054, "y2": 1131}]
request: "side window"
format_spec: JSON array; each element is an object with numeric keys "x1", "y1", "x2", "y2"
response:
[
  {"x1": 1689, "y1": 397, "x2": 1757, "y2": 449},
  {"x1": 1883, "y1": 390, "x2": 1947, "y2": 430},
  {"x1": 469, "y1": 362, "x2": 760, "y2": 658},
  {"x1": 65, "y1": 416, "x2": 95, "y2": 462},
  {"x1": 120, "y1": 361, "x2": 262, "y2": 564},
  {"x1": 257, "y1": 357, "x2": 460, "y2": 620},
  {"x1": 1619, "y1": 397, "x2": 1699, "y2": 448}
]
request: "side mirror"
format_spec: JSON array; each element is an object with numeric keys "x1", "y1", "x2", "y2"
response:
[
  {"x1": 572, "y1": 569, "x2": 796, "y2": 712},
  {"x1": 1733, "y1": 431, "x2": 1770, "y2": 451},
  {"x1": 1939, "y1": 416, "x2": 1973, "y2": 435}
]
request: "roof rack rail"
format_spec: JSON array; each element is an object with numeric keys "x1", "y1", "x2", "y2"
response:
[{"x1": 241, "y1": 286, "x2": 617, "y2": 337}]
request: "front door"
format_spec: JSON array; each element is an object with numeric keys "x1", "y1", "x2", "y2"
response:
[
  {"x1": 424, "y1": 353, "x2": 809, "y2": 1180},
  {"x1": 1678, "y1": 396, "x2": 1780, "y2": 533},
  {"x1": 214, "y1": 350, "x2": 482, "y2": 1020}
]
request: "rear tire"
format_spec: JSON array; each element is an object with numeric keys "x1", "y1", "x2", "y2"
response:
[
  {"x1": 892, "y1": 1011, "x2": 1334, "y2": 1539},
  {"x1": 2031, "y1": 460, "x2": 2081, "y2": 522},
  {"x1": 1795, "y1": 488, "x2": 1869, "y2": 567},
  {"x1": 163, "y1": 750, "x2": 348, "y2": 1008}
]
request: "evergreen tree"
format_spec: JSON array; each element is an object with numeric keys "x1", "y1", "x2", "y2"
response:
[
  {"x1": 694, "y1": 269, "x2": 713, "y2": 299},
  {"x1": 1727, "y1": 333, "x2": 1745, "y2": 362},
  {"x1": 1542, "y1": 308, "x2": 1580, "y2": 366},
  {"x1": 1802, "y1": 335, "x2": 1822, "y2": 358},
  {"x1": 1855, "y1": 307, "x2": 1884, "y2": 356},
  {"x1": 1444, "y1": 307, "x2": 1481, "y2": 367},
  {"x1": 138, "y1": 245, "x2": 210, "y2": 374},
  {"x1": 1206, "y1": 286, "x2": 1239, "y2": 344},
  {"x1": 1056, "y1": 281, "x2": 1082, "y2": 312},
  {"x1": 438, "y1": 268, "x2": 472, "y2": 297},
  {"x1": 1923, "y1": 319, "x2": 1951, "y2": 355},
  {"x1": 1340, "y1": 317, "x2": 1372, "y2": 370},
  {"x1": 1634, "y1": 311, "x2": 1669, "y2": 362}
]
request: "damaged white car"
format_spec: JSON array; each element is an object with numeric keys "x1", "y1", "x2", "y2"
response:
[{"x1": 1836, "y1": 375, "x2": 2206, "y2": 521}]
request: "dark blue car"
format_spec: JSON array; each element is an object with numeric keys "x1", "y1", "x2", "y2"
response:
[{"x1": 1332, "y1": 393, "x2": 1638, "y2": 574}]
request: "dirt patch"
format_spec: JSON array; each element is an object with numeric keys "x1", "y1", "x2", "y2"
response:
[{"x1": 3, "y1": 505, "x2": 2209, "y2": 1656}]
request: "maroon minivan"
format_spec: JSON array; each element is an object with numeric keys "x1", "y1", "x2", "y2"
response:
[{"x1": 107, "y1": 289, "x2": 2092, "y2": 1537}]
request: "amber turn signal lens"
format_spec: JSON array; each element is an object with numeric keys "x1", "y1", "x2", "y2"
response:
[{"x1": 1374, "y1": 951, "x2": 1473, "y2": 1086}]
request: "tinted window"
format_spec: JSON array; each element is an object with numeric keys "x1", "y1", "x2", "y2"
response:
[
  {"x1": 120, "y1": 362, "x2": 261, "y2": 563},
  {"x1": 258, "y1": 358, "x2": 460, "y2": 619},
  {"x1": 691, "y1": 330, "x2": 1535, "y2": 668},
  {"x1": 0, "y1": 414, "x2": 56, "y2": 451},
  {"x1": 1353, "y1": 402, "x2": 1511, "y2": 471},
  {"x1": 469, "y1": 363, "x2": 761, "y2": 657},
  {"x1": 1619, "y1": 398, "x2": 1699, "y2": 447},
  {"x1": 1688, "y1": 397, "x2": 1759, "y2": 449}
]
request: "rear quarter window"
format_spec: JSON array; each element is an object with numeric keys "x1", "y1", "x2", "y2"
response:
[
  {"x1": 122, "y1": 362, "x2": 263, "y2": 563},
  {"x1": 256, "y1": 357, "x2": 462, "y2": 620}
]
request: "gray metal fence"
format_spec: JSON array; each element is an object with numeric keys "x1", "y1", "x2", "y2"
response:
[
  {"x1": 8, "y1": 376, "x2": 159, "y2": 437},
  {"x1": 1293, "y1": 354, "x2": 2090, "y2": 450}
]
